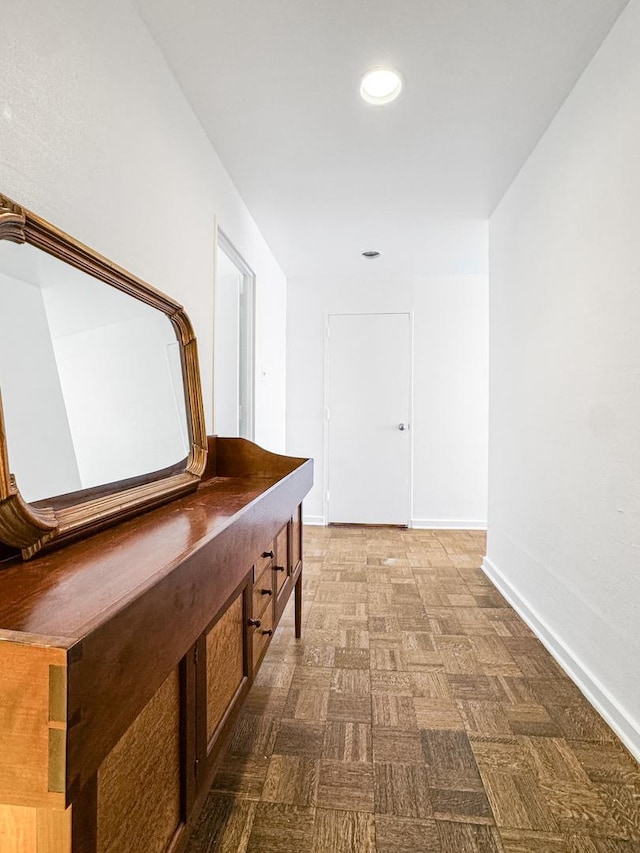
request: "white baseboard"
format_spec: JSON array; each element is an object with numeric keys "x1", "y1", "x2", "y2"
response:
[
  {"x1": 482, "y1": 555, "x2": 640, "y2": 762},
  {"x1": 411, "y1": 518, "x2": 487, "y2": 530},
  {"x1": 303, "y1": 515, "x2": 326, "y2": 526},
  {"x1": 304, "y1": 517, "x2": 487, "y2": 530}
]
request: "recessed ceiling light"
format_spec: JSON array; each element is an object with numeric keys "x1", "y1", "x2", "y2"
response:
[
  {"x1": 360, "y1": 67, "x2": 402, "y2": 105},
  {"x1": 362, "y1": 250, "x2": 381, "y2": 259}
]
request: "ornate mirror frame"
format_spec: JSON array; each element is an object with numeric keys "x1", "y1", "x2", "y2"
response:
[{"x1": 0, "y1": 193, "x2": 208, "y2": 559}]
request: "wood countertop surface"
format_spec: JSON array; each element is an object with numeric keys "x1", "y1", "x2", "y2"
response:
[{"x1": 0, "y1": 438, "x2": 312, "y2": 644}]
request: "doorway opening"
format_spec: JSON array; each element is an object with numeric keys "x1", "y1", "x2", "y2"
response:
[{"x1": 213, "y1": 230, "x2": 255, "y2": 439}]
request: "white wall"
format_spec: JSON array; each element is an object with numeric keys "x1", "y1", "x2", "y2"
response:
[
  {"x1": 287, "y1": 272, "x2": 489, "y2": 527},
  {"x1": 0, "y1": 0, "x2": 287, "y2": 452},
  {"x1": 486, "y1": 0, "x2": 640, "y2": 757}
]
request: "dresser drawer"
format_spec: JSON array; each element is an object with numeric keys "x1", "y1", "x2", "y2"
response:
[
  {"x1": 253, "y1": 556, "x2": 271, "y2": 589},
  {"x1": 252, "y1": 572, "x2": 274, "y2": 620},
  {"x1": 275, "y1": 525, "x2": 289, "y2": 596},
  {"x1": 252, "y1": 604, "x2": 274, "y2": 670},
  {"x1": 254, "y1": 543, "x2": 275, "y2": 580}
]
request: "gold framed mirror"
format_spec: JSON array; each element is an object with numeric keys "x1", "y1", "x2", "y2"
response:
[{"x1": 0, "y1": 193, "x2": 207, "y2": 559}]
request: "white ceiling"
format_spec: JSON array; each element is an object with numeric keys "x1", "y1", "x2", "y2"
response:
[{"x1": 134, "y1": 0, "x2": 628, "y2": 277}]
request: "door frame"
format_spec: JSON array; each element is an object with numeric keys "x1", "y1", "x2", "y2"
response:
[
  {"x1": 214, "y1": 227, "x2": 256, "y2": 440},
  {"x1": 323, "y1": 311, "x2": 414, "y2": 527}
]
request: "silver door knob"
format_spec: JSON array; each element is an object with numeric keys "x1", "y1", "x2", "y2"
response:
[{"x1": 398, "y1": 423, "x2": 407, "y2": 431}]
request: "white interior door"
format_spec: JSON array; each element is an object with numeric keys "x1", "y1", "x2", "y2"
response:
[{"x1": 327, "y1": 312, "x2": 411, "y2": 525}]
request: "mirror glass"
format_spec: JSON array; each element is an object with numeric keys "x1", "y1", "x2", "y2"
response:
[{"x1": 0, "y1": 240, "x2": 190, "y2": 504}]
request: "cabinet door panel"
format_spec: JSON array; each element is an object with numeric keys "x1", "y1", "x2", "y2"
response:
[
  {"x1": 292, "y1": 506, "x2": 302, "y2": 570},
  {"x1": 205, "y1": 594, "x2": 245, "y2": 743},
  {"x1": 97, "y1": 669, "x2": 181, "y2": 853}
]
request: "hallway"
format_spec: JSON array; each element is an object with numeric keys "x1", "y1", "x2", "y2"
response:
[{"x1": 187, "y1": 527, "x2": 640, "y2": 852}]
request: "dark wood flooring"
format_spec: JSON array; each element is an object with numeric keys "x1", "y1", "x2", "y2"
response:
[{"x1": 186, "y1": 527, "x2": 640, "y2": 852}]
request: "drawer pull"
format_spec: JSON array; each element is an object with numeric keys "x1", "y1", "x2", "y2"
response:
[
  {"x1": 275, "y1": 565, "x2": 285, "y2": 573},
  {"x1": 247, "y1": 618, "x2": 261, "y2": 628},
  {"x1": 261, "y1": 629, "x2": 273, "y2": 637},
  {"x1": 262, "y1": 550, "x2": 274, "y2": 559},
  {"x1": 260, "y1": 588, "x2": 273, "y2": 596}
]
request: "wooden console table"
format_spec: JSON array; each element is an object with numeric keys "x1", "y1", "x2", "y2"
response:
[{"x1": 0, "y1": 437, "x2": 312, "y2": 852}]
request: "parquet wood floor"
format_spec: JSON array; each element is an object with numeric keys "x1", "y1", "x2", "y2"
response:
[{"x1": 186, "y1": 527, "x2": 640, "y2": 852}]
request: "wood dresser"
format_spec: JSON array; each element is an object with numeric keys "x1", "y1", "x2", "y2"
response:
[{"x1": 0, "y1": 436, "x2": 312, "y2": 853}]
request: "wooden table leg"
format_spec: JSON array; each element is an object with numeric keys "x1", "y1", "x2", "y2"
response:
[{"x1": 295, "y1": 571, "x2": 303, "y2": 639}]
